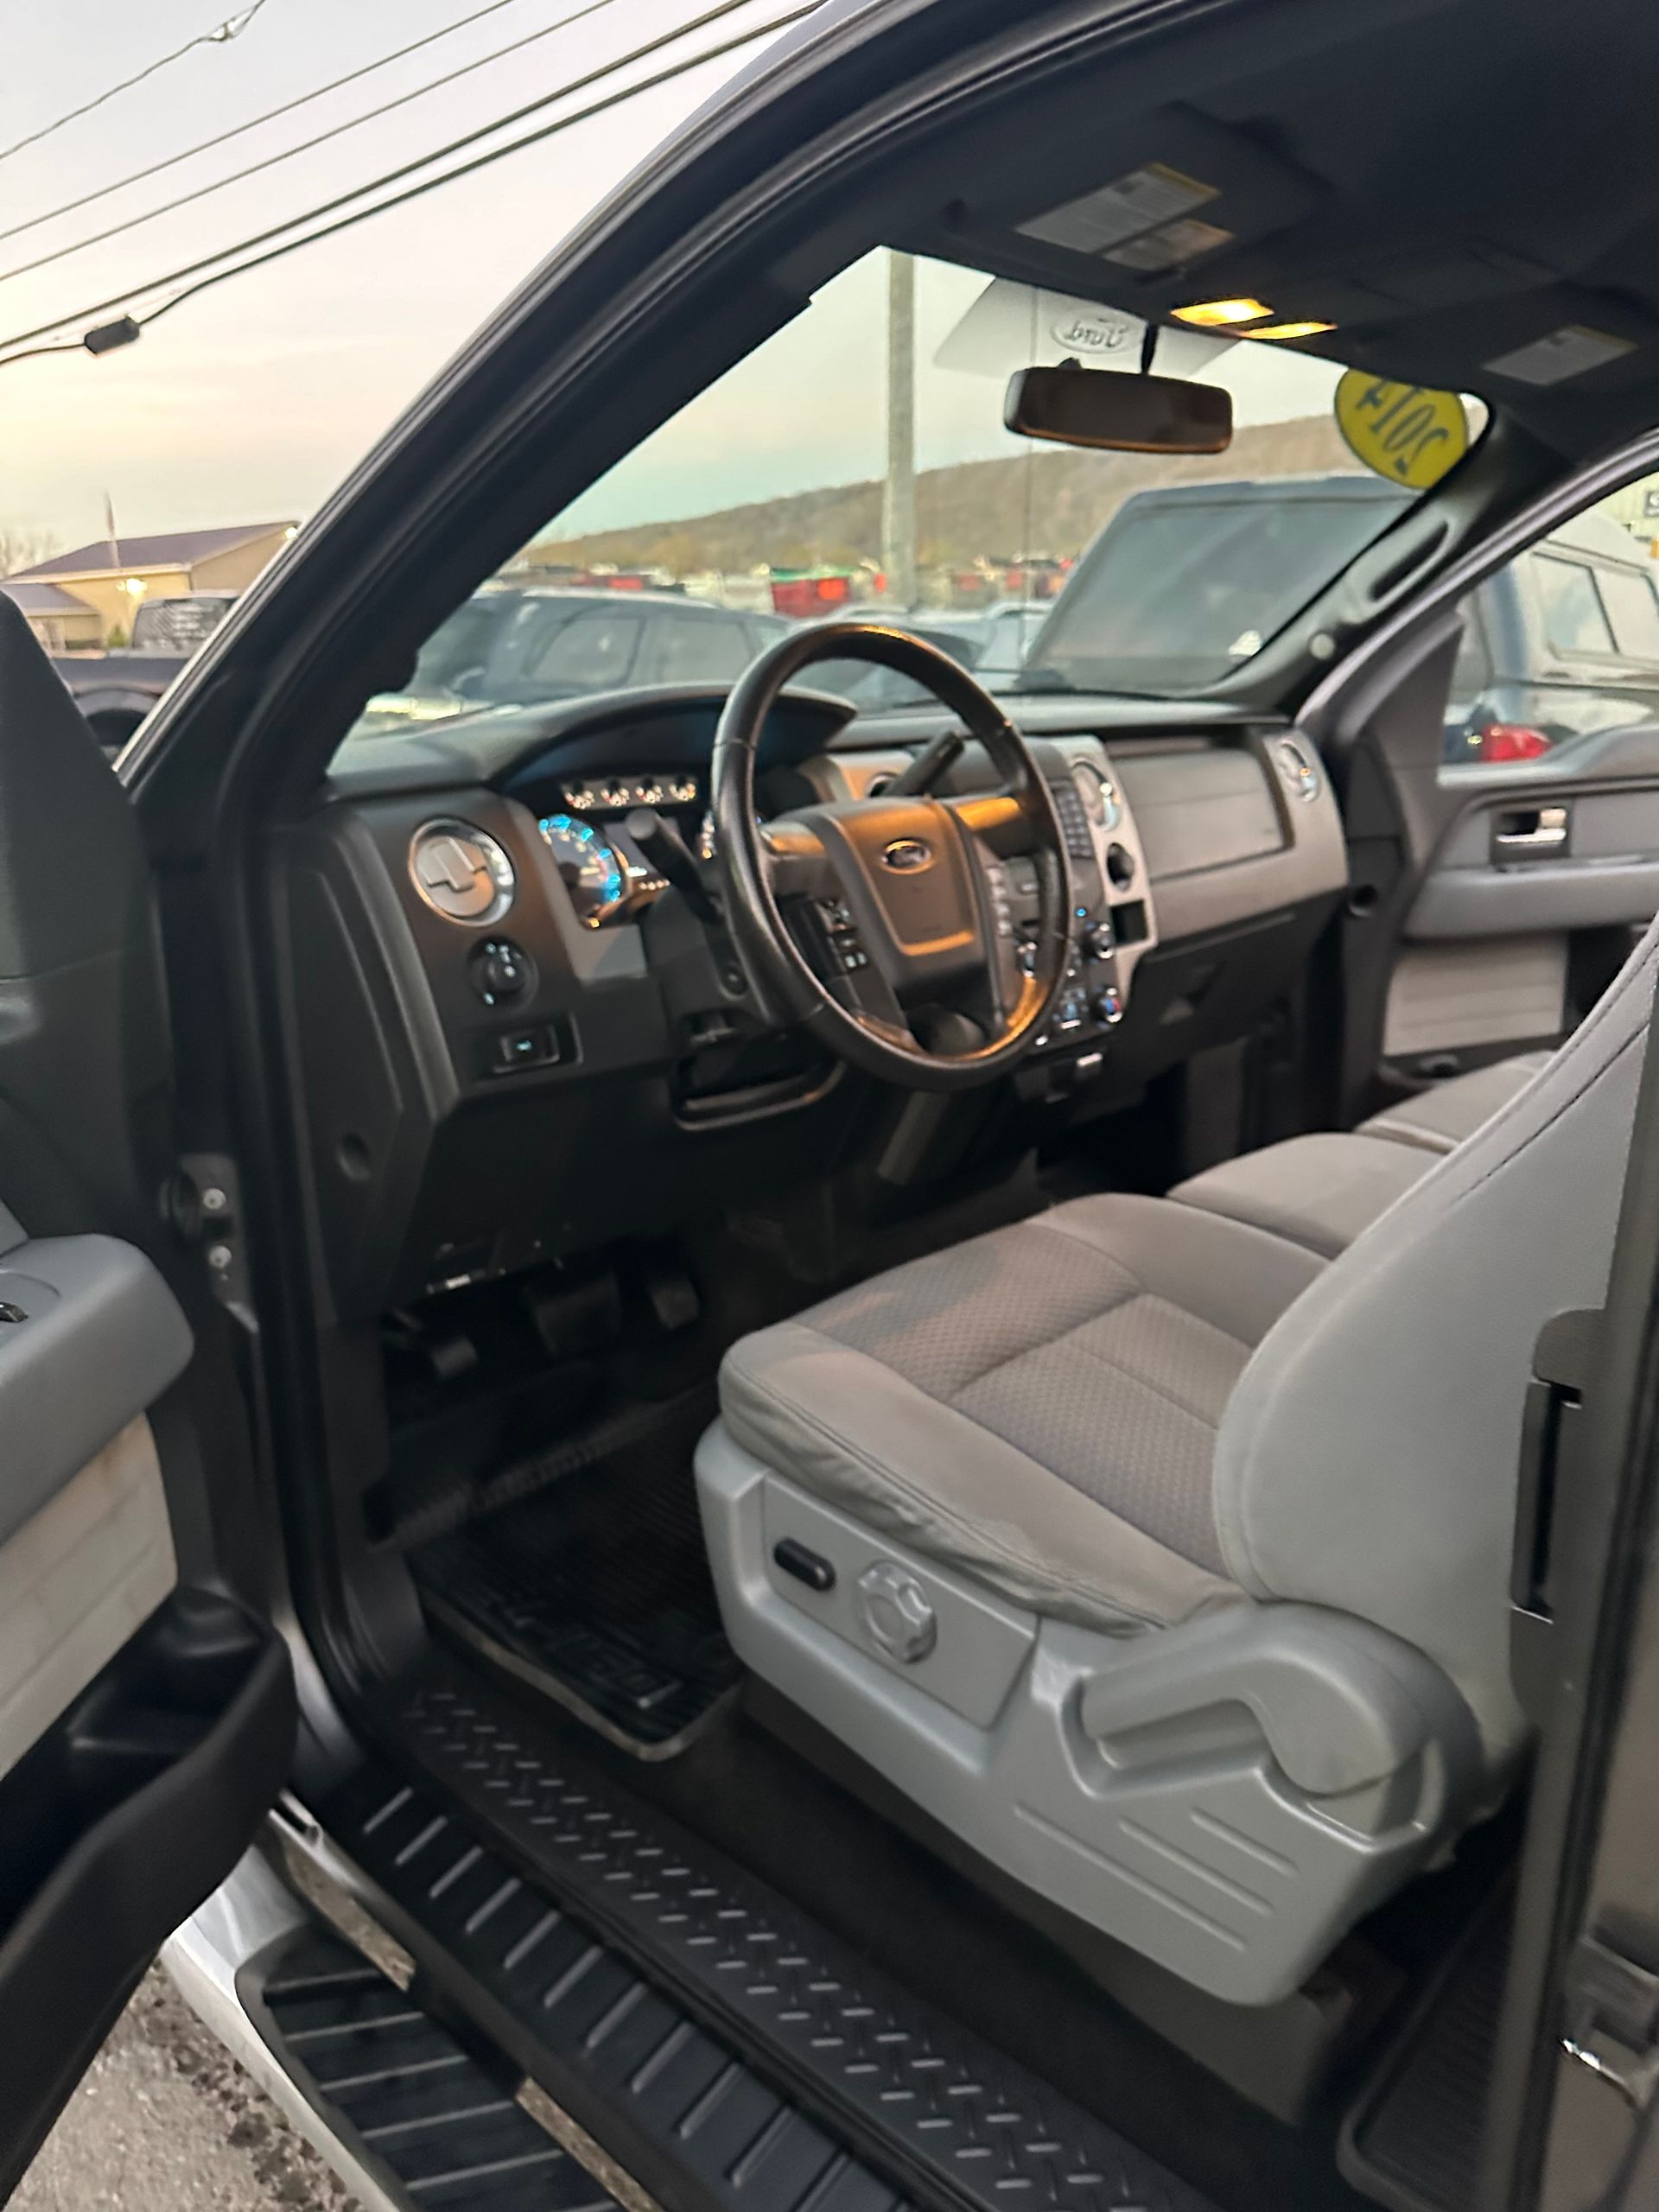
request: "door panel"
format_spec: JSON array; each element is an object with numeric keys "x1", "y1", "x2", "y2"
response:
[
  {"x1": 1382, "y1": 935, "x2": 1567, "y2": 1060},
  {"x1": 0, "y1": 1417, "x2": 176, "y2": 1779},
  {"x1": 0, "y1": 1223, "x2": 192, "y2": 1563},
  {"x1": 1410, "y1": 782, "x2": 1659, "y2": 942},
  {"x1": 1324, "y1": 592, "x2": 1659, "y2": 1122},
  {"x1": 0, "y1": 596, "x2": 292, "y2": 2192}
]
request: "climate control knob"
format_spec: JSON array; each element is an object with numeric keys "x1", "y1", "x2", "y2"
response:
[
  {"x1": 1093, "y1": 985, "x2": 1125, "y2": 1027},
  {"x1": 1082, "y1": 920, "x2": 1115, "y2": 961}
]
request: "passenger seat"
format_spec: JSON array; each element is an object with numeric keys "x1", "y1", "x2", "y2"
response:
[{"x1": 1169, "y1": 1052, "x2": 1550, "y2": 1259}]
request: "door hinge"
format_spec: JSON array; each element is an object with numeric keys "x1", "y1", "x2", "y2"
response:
[
  {"x1": 167, "y1": 1151, "x2": 251, "y2": 1315},
  {"x1": 1561, "y1": 1935, "x2": 1659, "y2": 2113}
]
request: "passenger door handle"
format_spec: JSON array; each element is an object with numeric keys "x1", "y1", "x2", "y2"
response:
[{"x1": 1493, "y1": 804, "x2": 1570, "y2": 862}]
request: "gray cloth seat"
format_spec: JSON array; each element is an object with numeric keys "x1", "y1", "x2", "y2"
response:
[
  {"x1": 719, "y1": 1195, "x2": 1325, "y2": 1635},
  {"x1": 1360, "y1": 1051, "x2": 1552, "y2": 1152},
  {"x1": 1170, "y1": 1051, "x2": 1551, "y2": 1258},
  {"x1": 697, "y1": 935, "x2": 1656, "y2": 2001}
]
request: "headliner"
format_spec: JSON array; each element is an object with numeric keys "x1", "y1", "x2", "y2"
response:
[{"x1": 880, "y1": 0, "x2": 1659, "y2": 464}]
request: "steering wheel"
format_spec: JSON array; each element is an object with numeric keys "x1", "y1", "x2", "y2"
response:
[{"x1": 710, "y1": 621, "x2": 1073, "y2": 1091}]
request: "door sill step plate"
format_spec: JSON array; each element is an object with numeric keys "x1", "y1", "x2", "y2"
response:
[
  {"x1": 320, "y1": 1657, "x2": 1217, "y2": 2212},
  {"x1": 257, "y1": 1921, "x2": 630, "y2": 2210}
]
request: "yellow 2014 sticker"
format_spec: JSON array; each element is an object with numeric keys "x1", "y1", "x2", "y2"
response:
[{"x1": 1335, "y1": 372, "x2": 1468, "y2": 488}]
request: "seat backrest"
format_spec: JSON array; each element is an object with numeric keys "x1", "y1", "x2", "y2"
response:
[{"x1": 1214, "y1": 915, "x2": 1659, "y2": 1765}]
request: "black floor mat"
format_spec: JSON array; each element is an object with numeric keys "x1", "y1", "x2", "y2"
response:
[
  {"x1": 1339, "y1": 1891, "x2": 1513, "y2": 2212},
  {"x1": 410, "y1": 1445, "x2": 739, "y2": 1757}
]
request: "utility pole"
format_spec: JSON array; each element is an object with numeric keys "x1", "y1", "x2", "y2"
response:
[{"x1": 881, "y1": 250, "x2": 918, "y2": 608}]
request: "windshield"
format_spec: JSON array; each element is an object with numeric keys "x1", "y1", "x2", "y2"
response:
[{"x1": 345, "y1": 248, "x2": 1447, "y2": 745}]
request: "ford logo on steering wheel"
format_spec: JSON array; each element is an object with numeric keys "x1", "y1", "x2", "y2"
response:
[{"x1": 881, "y1": 838, "x2": 934, "y2": 873}]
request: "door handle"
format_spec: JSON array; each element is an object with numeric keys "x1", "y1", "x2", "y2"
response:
[{"x1": 1493, "y1": 804, "x2": 1569, "y2": 861}]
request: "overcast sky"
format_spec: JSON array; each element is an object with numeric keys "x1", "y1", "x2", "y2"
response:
[{"x1": 0, "y1": 0, "x2": 1340, "y2": 556}]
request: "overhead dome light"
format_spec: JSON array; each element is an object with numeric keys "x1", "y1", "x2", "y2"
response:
[
  {"x1": 1237, "y1": 319, "x2": 1338, "y2": 341},
  {"x1": 1172, "y1": 297, "x2": 1274, "y2": 327}
]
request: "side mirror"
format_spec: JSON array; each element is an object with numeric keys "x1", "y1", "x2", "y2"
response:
[{"x1": 1004, "y1": 365, "x2": 1232, "y2": 454}]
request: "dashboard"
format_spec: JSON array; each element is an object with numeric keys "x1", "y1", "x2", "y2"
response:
[{"x1": 290, "y1": 685, "x2": 1347, "y2": 1317}]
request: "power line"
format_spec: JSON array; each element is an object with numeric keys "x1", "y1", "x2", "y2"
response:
[
  {"x1": 0, "y1": 0, "x2": 541, "y2": 252},
  {"x1": 0, "y1": 0, "x2": 626, "y2": 289},
  {"x1": 0, "y1": 2, "x2": 273, "y2": 168},
  {"x1": 0, "y1": 340, "x2": 82, "y2": 370},
  {"x1": 0, "y1": 0, "x2": 793, "y2": 360},
  {"x1": 0, "y1": 1, "x2": 549, "y2": 251},
  {"x1": 0, "y1": 0, "x2": 817, "y2": 371}
]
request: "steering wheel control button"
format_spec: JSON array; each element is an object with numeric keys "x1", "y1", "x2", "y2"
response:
[
  {"x1": 983, "y1": 860, "x2": 1015, "y2": 939},
  {"x1": 815, "y1": 898, "x2": 871, "y2": 974},
  {"x1": 470, "y1": 938, "x2": 535, "y2": 1006},
  {"x1": 858, "y1": 1560, "x2": 938, "y2": 1664},
  {"x1": 410, "y1": 819, "x2": 516, "y2": 925},
  {"x1": 772, "y1": 1538, "x2": 836, "y2": 1594}
]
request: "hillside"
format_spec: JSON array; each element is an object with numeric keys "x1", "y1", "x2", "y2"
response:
[{"x1": 527, "y1": 413, "x2": 1361, "y2": 576}]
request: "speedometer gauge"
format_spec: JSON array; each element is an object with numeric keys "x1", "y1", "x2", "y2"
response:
[{"x1": 537, "y1": 812, "x2": 626, "y2": 926}]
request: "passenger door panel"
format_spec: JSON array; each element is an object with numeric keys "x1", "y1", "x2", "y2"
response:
[{"x1": 1328, "y1": 574, "x2": 1659, "y2": 1119}]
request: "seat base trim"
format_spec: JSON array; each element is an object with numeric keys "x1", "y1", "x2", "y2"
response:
[{"x1": 696, "y1": 1425, "x2": 1480, "y2": 2007}]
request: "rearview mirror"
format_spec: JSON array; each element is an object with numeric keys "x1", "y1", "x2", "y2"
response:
[{"x1": 1004, "y1": 365, "x2": 1232, "y2": 454}]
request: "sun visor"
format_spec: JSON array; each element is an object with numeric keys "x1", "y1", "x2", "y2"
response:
[
  {"x1": 1323, "y1": 284, "x2": 1659, "y2": 405},
  {"x1": 932, "y1": 279, "x2": 1236, "y2": 380}
]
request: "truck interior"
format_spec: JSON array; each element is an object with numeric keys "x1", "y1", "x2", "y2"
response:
[{"x1": 8, "y1": 0, "x2": 1659, "y2": 2207}]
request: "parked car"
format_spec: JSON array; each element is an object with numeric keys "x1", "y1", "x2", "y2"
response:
[
  {"x1": 1030, "y1": 475, "x2": 1659, "y2": 759},
  {"x1": 1445, "y1": 503, "x2": 1659, "y2": 761},
  {"x1": 797, "y1": 608, "x2": 989, "y2": 708},
  {"x1": 360, "y1": 585, "x2": 788, "y2": 728},
  {"x1": 1026, "y1": 473, "x2": 1418, "y2": 694},
  {"x1": 128, "y1": 590, "x2": 238, "y2": 655},
  {"x1": 46, "y1": 591, "x2": 239, "y2": 750}
]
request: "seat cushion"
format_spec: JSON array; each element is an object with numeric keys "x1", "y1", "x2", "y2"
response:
[
  {"x1": 1359, "y1": 1051, "x2": 1551, "y2": 1153},
  {"x1": 1170, "y1": 1052, "x2": 1550, "y2": 1256},
  {"x1": 719, "y1": 1192, "x2": 1324, "y2": 1636},
  {"x1": 1169, "y1": 1131, "x2": 1431, "y2": 1260}
]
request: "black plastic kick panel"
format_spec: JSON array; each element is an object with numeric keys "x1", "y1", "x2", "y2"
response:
[{"x1": 326, "y1": 1662, "x2": 1216, "y2": 2212}]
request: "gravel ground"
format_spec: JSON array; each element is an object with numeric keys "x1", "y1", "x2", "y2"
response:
[{"x1": 14, "y1": 1965, "x2": 359, "y2": 2212}]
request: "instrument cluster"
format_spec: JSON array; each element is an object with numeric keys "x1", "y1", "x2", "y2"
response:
[{"x1": 535, "y1": 768, "x2": 702, "y2": 926}]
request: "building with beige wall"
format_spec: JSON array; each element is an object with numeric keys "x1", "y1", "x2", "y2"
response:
[{"x1": 1, "y1": 522, "x2": 296, "y2": 649}]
